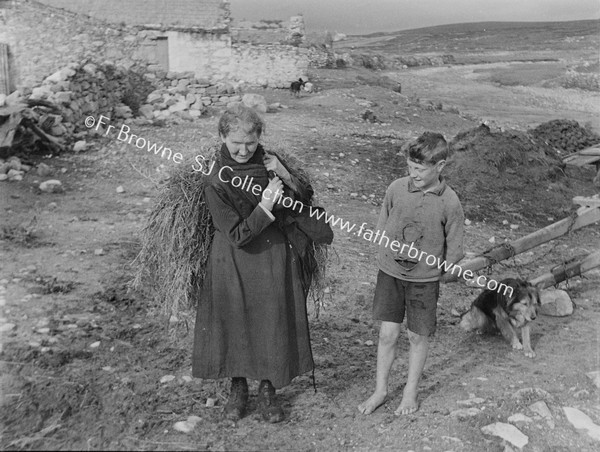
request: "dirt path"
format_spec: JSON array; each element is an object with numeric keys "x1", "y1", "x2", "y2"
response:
[{"x1": 1, "y1": 67, "x2": 600, "y2": 451}]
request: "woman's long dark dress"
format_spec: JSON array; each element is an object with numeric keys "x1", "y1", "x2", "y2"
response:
[{"x1": 192, "y1": 145, "x2": 314, "y2": 388}]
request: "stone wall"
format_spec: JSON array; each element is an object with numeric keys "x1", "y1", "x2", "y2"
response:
[
  {"x1": 160, "y1": 32, "x2": 309, "y2": 88},
  {"x1": 231, "y1": 43, "x2": 309, "y2": 88},
  {"x1": 231, "y1": 16, "x2": 305, "y2": 46},
  {"x1": 3, "y1": 1, "x2": 314, "y2": 91},
  {"x1": 232, "y1": 25, "x2": 289, "y2": 45},
  {"x1": 167, "y1": 31, "x2": 232, "y2": 80},
  {"x1": 33, "y1": 0, "x2": 229, "y2": 30},
  {"x1": 330, "y1": 51, "x2": 457, "y2": 70},
  {"x1": 2, "y1": 1, "x2": 156, "y2": 91}
]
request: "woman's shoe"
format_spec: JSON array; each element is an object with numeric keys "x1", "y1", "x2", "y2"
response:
[
  {"x1": 223, "y1": 377, "x2": 248, "y2": 421},
  {"x1": 257, "y1": 380, "x2": 285, "y2": 423}
]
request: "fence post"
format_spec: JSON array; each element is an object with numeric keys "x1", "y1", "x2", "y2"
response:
[{"x1": 0, "y1": 42, "x2": 10, "y2": 95}]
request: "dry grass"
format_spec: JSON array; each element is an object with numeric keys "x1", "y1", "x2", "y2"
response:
[
  {"x1": 1, "y1": 216, "x2": 41, "y2": 247},
  {"x1": 130, "y1": 142, "x2": 217, "y2": 317}
]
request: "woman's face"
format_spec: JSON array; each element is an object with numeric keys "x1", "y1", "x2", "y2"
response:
[{"x1": 221, "y1": 126, "x2": 260, "y2": 164}]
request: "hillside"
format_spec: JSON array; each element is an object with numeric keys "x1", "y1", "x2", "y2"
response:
[{"x1": 340, "y1": 19, "x2": 600, "y2": 61}]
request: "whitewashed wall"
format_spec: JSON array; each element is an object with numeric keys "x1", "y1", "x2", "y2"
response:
[{"x1": 167, "y1": 32, "x2": 309, "y2": 88}]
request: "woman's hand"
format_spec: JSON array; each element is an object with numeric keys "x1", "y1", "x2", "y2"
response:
[
  {"x1": 260, "y1": 176, "x2": 284, "y2": 211},
  {"x1": 264, "y1": 154, "x2": 290, "y2": 180}
]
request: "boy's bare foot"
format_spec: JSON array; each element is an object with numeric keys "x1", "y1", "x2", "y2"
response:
[
  {"x1": 358, "y1": 391, "x2": 386, "y2": 415},
  {"x1": 394, "y1": 393, "x2": 419, "y2": 415}
]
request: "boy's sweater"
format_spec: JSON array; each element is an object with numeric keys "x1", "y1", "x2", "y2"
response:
[{"x1": 376, "y1": 176, "x2": 464, "y2": 282}]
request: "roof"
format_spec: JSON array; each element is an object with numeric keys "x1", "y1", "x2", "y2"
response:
[{"x1": 35, "y1": 0, "x2": 230, "y2": 30}]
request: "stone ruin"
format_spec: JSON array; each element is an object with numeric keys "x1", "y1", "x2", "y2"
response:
[{"x1": 0, "y1": 0, "x2": 332, "y2": 156}]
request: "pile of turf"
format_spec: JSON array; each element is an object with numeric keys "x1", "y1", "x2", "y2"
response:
[
  {"x1": 530, "y1": 119, "x2": 600, "y2": 154},
  {"x1": 444, "y1": 124, "x2": 593, "y2": 225}
]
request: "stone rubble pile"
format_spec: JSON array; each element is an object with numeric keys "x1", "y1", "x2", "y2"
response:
[
  {"x1": 0, "y1": 156, "x2": 31, "y2": 182},
  {"x1": 25, "y1": 61, "x2": 154, "y2": 137},
  {"x1": 141, "y1": 71, "x2": 242, "y2": 122},
  {"x1": 8, "y1": 62, "x2": 248, "y2": 147},
  {"x1": 0, "y1": 155, "x2": 66, "y2": 189},
  {"x1": 329, "y1": 52, "x2": 456, "y2": 70},
  {"x1": 2, "y1": 60, "x2": 272, "y2": 166}
]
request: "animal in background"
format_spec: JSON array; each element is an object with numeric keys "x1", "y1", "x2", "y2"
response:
[
  {"x1": 290, "y1": 78, "x2": 305, "y2": 97},
  {"x1": 459, "y1": 278, "x2": 541, "y2": 358},
  {"x1": 304, "y1": 82, "x2": 314, "y2": 93}
]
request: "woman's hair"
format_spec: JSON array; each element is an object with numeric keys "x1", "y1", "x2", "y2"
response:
[
  {"x1": 405, "y1": 131, "x2": 448, "y2": 165},
  {"x1": 218, "y1": 103, "x2": 265, "y2": 138}
]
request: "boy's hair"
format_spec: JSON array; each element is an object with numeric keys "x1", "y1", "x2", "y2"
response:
[
  {"x1": 218, "y1": 103, "x2": 265, "y2": 138},
  {"x1": 405, "y1": 132, "x2": 448, "y2": 165}
]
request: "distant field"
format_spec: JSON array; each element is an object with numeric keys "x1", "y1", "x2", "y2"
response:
[
  {"x1": 338, "y1": 19, "x2": 600, "y2": 62},
  {"x1": 467, "y1": 61, "x2": 600, "y2": 91},
  {"x1": 574, "y1": 61, "x2": 600, "y2": 73},
  {"x1": 474, "y1": 62, "x2": 567, "y2": 87}
]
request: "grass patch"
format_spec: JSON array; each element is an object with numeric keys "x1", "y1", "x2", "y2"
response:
[
  {"x1": 1, "y1": 217, "x2": 42, "y2": 247},
  {"x1": 482, "y1": 62, "x2": 566, "y2": 87},
  {"x1": 34, "y1": 276, "x2": 77, "y2": 294}
]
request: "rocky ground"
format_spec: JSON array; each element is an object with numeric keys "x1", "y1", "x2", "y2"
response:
[{"x1": 1, "y1": 57, "x2": 600, "y2": 451}]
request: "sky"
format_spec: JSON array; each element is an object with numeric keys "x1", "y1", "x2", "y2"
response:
[{"x1": 230, "y1": 0, "x2": 600, "y2": 35}]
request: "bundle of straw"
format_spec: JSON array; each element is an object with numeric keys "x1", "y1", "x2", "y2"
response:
[{"x1": 131, "y1": 141, "x2": 330, "y2": 318}]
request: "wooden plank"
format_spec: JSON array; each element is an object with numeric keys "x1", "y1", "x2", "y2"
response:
[
  {"x1": 23, "y1": 118, "x2": 64, "y2": 148},
  {"x1": 0, "y1": 43, "x2": 10, "y2": 96},
  {"x1": 563, "y1": 146, "x2": 600, "y2": 167},
  {"x1": 563, "y1": 154, "x2": 600, "y2": 167},
  {"x1": 530, "y1": 250, "x2": 600, "y2": 289},
  {"x1": 577, "y1": 145, "x2": 600, "y2": 156},
  {"x1": 0, "y1": 103, "x2": 29, "y2": 116},
  {"x1": 0, "y1": 111, "x2": 20, "y2": 148},
  {"x1": 442, "y1": 206, "x2": 600, "y2": 283},
  {"x1": 573, "y1": 196, "x2": 600, "y2": 208}
]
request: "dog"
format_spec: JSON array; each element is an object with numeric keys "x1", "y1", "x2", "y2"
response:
[
  {"x1": 290, "y1": 78, "x2": 305, "y2": 97},
  {"x1": 459, "y1": 278, "x2": 541, "y2": 358},
  {"x1": 304, "y1": 82, "x2": 314, "y2": 93}
]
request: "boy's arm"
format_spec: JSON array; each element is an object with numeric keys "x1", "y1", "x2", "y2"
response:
[
  {"x1": 376, "y1": 186, "x2": 392, "y2": 232},
  {"x1": 444, "y1": 199, "x2": 465, "y2": 266}
]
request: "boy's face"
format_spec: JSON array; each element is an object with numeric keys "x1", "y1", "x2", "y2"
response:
[{"x1": 407, "y1": 158, "x2": 445, "y2": 191}]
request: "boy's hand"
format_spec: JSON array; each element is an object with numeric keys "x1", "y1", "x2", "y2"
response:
[
  {"x1": 261, "y1": 176, "x2": 284, "y2": 211},
  {"x1": 264, "y1": 154, "x2": 290, "y2": 180}
]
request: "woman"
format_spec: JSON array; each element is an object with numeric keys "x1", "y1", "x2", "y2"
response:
[{"x1": 192, "y1": 104, "x2": 331, "y2": 423}]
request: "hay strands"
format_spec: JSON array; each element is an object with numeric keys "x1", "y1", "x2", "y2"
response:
[{"x1": 131, "y1": 159, "x2": 215, "y2": 318}]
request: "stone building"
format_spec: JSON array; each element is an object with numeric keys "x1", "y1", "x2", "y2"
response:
[{"x1": 27, "y1": 0, "x2": 310, "y2": 88}]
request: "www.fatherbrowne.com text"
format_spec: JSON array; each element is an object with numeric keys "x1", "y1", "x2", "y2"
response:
[
  {"x1": 197, "y1": 155, "x2": 512, "y2": 297},
  {"x1": 87, "y1": 114, "x2": 511, "y2": 297}
]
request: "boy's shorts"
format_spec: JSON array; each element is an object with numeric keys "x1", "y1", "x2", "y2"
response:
[{"x1": 373, "y1": 270, "x2": 439, "y2": 336}]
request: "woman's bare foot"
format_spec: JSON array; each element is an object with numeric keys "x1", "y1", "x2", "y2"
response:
[
  {"x1": 394, "y1": 391, "x2": 419, "y2": 415},
  {"x1": 358, "y1": 391, "x2": 387, "y2": 415}
]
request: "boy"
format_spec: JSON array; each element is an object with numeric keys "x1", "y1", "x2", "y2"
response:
[{"x1": 358, "y1": 132, "x2": 464, "y2": 415}]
